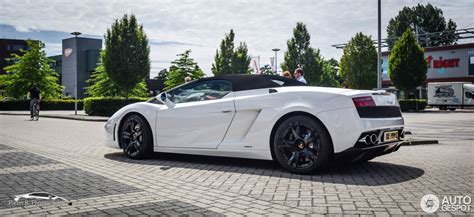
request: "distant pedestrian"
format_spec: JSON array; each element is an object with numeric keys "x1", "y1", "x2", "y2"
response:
[
  {"x1": 184, "y1": 76, "x2": 192, "y2": 83},
  {"x1": 282, "y1": 71, "x2": 292, "y2": 79},
  {"x1": 294, "y1": 68, "x2": 307, "y2": 84}
]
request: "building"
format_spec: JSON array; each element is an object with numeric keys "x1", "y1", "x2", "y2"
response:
[
  {"x1": 48, "y1": 55, "x2": 62, "y2": 84},
  {"x1": 61, "y1": 37, "x2": 101, "y2": 98},
  {"x1": 0, "y1": 39, "x2": 28, "y2": 75},
  {"x1": 382, "y1": 43, "x2": 474, "y2": 87}
]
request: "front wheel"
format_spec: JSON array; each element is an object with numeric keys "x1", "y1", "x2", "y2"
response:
[
  {"x1": 272, "y1": 115, "x2": 333, "y2": 174},
  {"x1": 119, "y1": 114, "x2": 153, "y2": 159}
]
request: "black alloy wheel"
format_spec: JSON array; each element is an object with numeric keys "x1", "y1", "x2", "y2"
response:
[
  {"x1": 119, "y1": 114, "x2": 152, "y2": 159},
  {"x1": 273, "y1": 115, "x2": 332, "y2": 174}
]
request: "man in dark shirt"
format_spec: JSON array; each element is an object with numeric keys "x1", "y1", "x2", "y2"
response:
[{"x1": 28, "y1": 84, "x2": 41, "y2": 120}]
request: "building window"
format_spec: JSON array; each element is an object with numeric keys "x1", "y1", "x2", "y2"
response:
[{"x1": 7, "y1": 44, "x2": 27, "y2": 51}]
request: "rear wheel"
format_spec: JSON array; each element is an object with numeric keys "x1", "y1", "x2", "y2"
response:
[
  {"x1": 272, "y1": 115, "x2": 333, "y2": 174},
  {"x1": 119, "y1": 114, "x2": 153, "y2": 159}
]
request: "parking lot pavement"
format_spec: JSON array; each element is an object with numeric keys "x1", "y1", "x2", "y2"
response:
[
  {"x1": 0, "y1": 113, "x2": 472, "y2": 216},
  {"x1": 403, "y1": 109, "x2": 474, "y2": 141}
]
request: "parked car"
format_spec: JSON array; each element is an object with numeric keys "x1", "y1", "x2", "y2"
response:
[{"x1": 105, "y1": 75, "x2": 405, "y2": 174}]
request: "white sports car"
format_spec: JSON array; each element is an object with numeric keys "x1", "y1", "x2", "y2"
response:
[{"x1": 105, "y1": 75, "x2": 404, "y2": 174}]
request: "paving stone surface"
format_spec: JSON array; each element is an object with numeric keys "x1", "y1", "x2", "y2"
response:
[
  {"x1": 0, "y1": 152, "x2": 59, "y2": 168},
  {"x1": 0, "y1": 168, "x2": 141, "y2": 209},
  {"x1": 0, "y1": 112, "x2": 472, "y2": 216}
]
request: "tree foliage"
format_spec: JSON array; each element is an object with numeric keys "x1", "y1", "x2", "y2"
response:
[
  {"x1": 164, "y1": 50, "x2": 205, "y2": 90},
  {"x1": 387, "y1": 3, "x2": 457, "y2": 49},
  {"x1": 103, "y1": 14, "x2": 150, "y2": 98},
  {"x1": 212, "y1": 29, "x2": 251, "y2": 75},
  {"x1": 232, "y1": 42, "x2": 251, "y2": 74},
  {"x1": 339, "y1": 32, "x2": 377, "y2": 89},
  {"x1": 2, "y1": 40, "x2": 63, "y2": 99},
  {"x1": 86, "y1": 51, "x2": 147, "y2": 97},
  {"x1": 389, "y1": 30, "x2": 427, "y2": 93},
  {"x1": 155, "y1": 69, "x2": 169, "y2": 81},
  {"x1": 319, "y1": 59, "x2": 340, "y2": 88},
  {"x1": 259, "y1": 65, "x2": 276, "y2": 75},
  {"x1": 281, "y1": 22, "x2": 323, "y2": 86}
]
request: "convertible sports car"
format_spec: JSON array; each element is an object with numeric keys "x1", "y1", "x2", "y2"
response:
[{"x1": 105, "y1": 75, "x2": 404, "y2": 174}]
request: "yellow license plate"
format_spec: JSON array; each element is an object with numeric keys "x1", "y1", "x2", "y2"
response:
[{"x1": 383, "y1": 131, "x2": 399, "y2": 142}]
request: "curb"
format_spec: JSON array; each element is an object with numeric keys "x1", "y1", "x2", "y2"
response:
[
  {"x1": 0, "y1": 113, "x2": 108, "y2": 122},
  {"x1": 403, "y1": 140, "x2": 439, "y2": 146}
]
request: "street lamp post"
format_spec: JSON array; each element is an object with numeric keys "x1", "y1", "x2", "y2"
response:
[
  {"x1": 70, "y1": 32, "x2": 81, "y2": 115},
  {"x1": 272, "y1": 48, "x2": 280, "y2": 74},
  {"x1": 377, "y1": 0, "x2": 382, "y2": 90}
]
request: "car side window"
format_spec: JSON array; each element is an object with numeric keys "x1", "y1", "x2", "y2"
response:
[
  {"x1": 32, "y1": 193, "x2": 50, "y2": 197},
  {"x1": 172, "y1": 80, "x2": 232, "y2": 104}
]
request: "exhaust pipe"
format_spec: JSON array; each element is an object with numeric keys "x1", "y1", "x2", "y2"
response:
[
  {"x1": 365, "y1": 133, "x2": 379, "y2": 145},
  {"x1": 370, "y1": 134, "x2": 379, "y2": 145}
]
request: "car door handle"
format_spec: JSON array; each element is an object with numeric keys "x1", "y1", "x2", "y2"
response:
[{"x1": 221, "y1": 110, "x2": 232, "y2": 113}]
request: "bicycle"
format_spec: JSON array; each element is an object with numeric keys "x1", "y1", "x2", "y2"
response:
[{"x1": 32, "y1": 100, "x2": 40, "y2": 121}]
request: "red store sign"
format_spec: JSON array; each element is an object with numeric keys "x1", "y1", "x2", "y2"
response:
[{"x1": 426, "y1": 55, "x2": 460, "y2": 68}]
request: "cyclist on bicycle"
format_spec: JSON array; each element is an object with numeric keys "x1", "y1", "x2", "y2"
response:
[{"x1": 27, "y1": 83, "x2": 41, "y2": 120}]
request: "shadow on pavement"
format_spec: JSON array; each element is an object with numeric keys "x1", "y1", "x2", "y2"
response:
[{"x1": 104, "y1": 152, "x2": 424, "y2": 186}]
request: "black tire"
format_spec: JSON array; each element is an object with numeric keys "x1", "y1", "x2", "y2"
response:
[
  {"x1": 272, "y1": 115, "x2": 333, "y2": 174},
  {"x1": 119, "y1": 114, "x2": 153, "y2": 159},
  {"x1": 448, "y1": 108, "x2": 456, "y2": 111}
]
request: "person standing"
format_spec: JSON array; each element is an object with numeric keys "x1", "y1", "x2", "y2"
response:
[
  {"x1": 294, "y1": 68, "x2": 307, "y2": 84},
  {"x1": 27, "y1": 84, "x2": 41, "y2": 120}
]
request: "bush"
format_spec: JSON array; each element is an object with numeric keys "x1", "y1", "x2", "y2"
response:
[
  {"x1": 84, "y1": 97, "x2": 147, "y2": 117},
  {"x1": 399, "y1": 99, "x2": 427, "y2": 112},
  {"x1": 0, "y1": 99, "x2": 83, "y2": 111}
]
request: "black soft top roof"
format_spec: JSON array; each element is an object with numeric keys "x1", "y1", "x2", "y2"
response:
[{"x1": 197, "y1": 74, "x2": 306, "y2": 91}]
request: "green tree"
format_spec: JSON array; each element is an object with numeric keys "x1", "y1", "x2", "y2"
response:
[
  {"x1": 212, "y1": 29, "x2": 251, "y2": 75},
  {"x1": 281, "y1": 22, "x2": 323, "y2": 85},
  {"x1": 164, "y1": 50, "x2": 205, "y2": 90},
  {"x1": 86, "y1": 51, "x2": 147, "y2": 97},
  {"x1": 389, "y1": 30, "x2": 427, "y2": 97},
  {"x1": 103, "y1": 14, "x2": 150, "y2": 98},
  {"x1": 2, "y1": 40, "x2": 63, "y2": 99},
  {"x1": 212, "y1": 30, "x2": 235, "y2": 76},
  {"x1": 231, "y1": 42, "x2": 251, "y2": 74},
  {"x1": 339, "y1": 32, "x2": 377, "y2": 89},
  {"x1": 319, "y1": 60, "x2": 340, "y2": 88},
  {"x1": 259, "y1": 64, "x2": 276, "y2": 75},
  {"x1": 387, "y1": 3, "x2": 457, "y2": 49},
  {"x1": 155, "y1": 68, "x2": 169, "y2": 81}
]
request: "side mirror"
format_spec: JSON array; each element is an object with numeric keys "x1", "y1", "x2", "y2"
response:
[{"x1": 157, "y1": 92, "x2": 175, "y2": 108}]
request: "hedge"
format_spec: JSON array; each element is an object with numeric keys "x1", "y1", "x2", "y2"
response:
[
  {"x1": 399, "y1": 99, "x2": 427, "y2": 112},
  {"x1": 84, "y1": 97, "x2": 148, "y2": 117},
  {"x1": 0, "y1": 99, "x2": 83, "y2": 111}
]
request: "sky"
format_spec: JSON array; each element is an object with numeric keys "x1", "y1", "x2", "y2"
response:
[{"x1": 1, "y1": 0, "x2": 473, "y2": 78}]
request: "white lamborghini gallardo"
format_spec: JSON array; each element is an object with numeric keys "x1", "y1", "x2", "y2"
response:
[{"x1": 105, "y1": 75, "x2": 405, "y2": 174}]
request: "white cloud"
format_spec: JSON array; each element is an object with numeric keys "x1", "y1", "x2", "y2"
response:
[{"x1": 1, "y1": 0, "x2": 472, "y2": 75}]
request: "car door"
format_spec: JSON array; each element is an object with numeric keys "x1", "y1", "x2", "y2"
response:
[{"x1": 155, "y1": 80, "x2": 235, "y2": 149}]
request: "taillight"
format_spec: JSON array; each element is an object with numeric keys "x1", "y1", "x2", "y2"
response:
[{"x1": 352, "y1": 96, "x2": 376, "y2": 108}]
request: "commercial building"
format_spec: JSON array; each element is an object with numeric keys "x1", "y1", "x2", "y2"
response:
[
  {"x1": 0, "y1": 38, "x2": 28, "y2": 75},
  {"x1": 382, "y1": 43, "x2": 474, "y2": 86},
  {"x1": 48, "y1": 55, "x2": 62, "y2": 84},
  {"x1": 60, "y1": 37, "x2": 101, "y2": 98}
]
